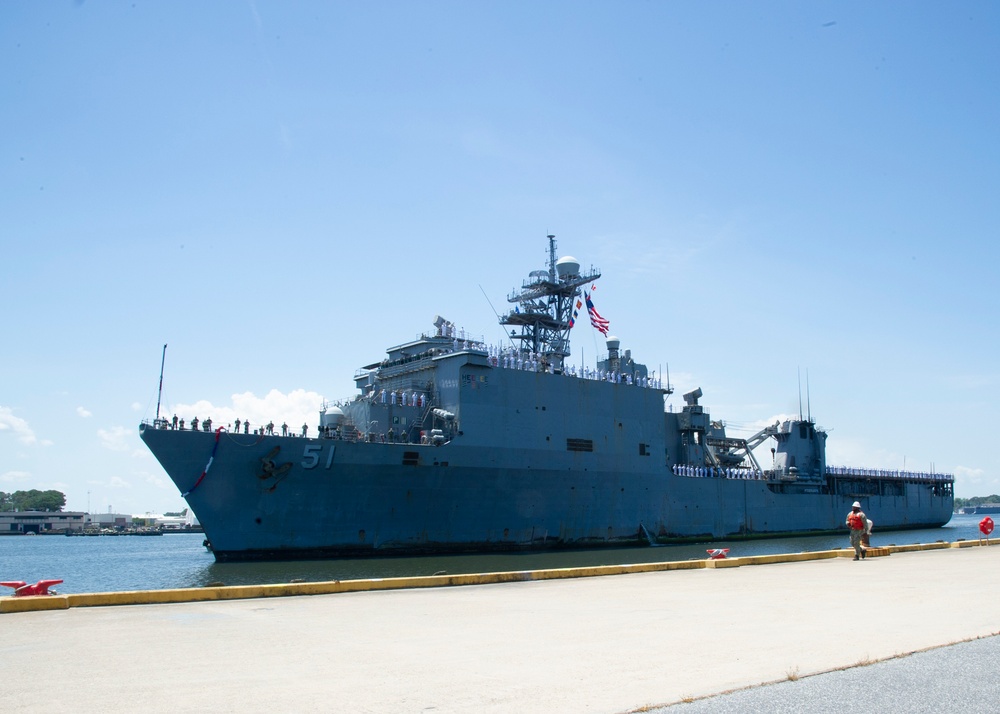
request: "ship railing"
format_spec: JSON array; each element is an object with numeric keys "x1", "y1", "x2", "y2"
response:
[
  {"x1": 319, "y1": 423, "x2": 439, "y2": 446},
  {"x1": 671, "y1": 464, "x2": 765, "y2": 480},
  {"x1": 149, "y1": 415, "x2": 446, "y2": 443},
  {"x1": 142, "y1": 418, "x2": 297, "y2": 437},
  {"x1": 826, "y1": 466, "x2": 954, "y2": 483},
  {"x1": 489, "y1": 349, "x2": 665, "y2": 389},
  {"x1": 370, "y1": 357, "x2": 435, "y2": 380},
  {"x1": 417, "y1": 330, "x2": 486, "y2": 347},
  {"x1": 146, "y1": 417, "x2": 413, "y2": 442}
]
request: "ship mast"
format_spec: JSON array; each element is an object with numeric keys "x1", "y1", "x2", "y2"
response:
[{"x1": 500, "y1": 235, "x2": 600, "y2": 373}]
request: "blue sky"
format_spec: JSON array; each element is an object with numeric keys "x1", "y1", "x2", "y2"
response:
[{"x1": 2, "y1": 2, "x2": 998, "y2": 514}]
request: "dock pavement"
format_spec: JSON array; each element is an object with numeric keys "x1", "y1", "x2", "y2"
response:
[{"x1": 3, "y1": 543, "x2": 1000, "y2": 713}]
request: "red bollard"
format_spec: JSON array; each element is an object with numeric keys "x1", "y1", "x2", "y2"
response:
[{"x1": 0, "y1": 579, "x2": 63, "y2": 596}]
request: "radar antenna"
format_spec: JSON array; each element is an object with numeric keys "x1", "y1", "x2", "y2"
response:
[{"x1": 500, "y1": 235, "x2": 600, "y2": 373}]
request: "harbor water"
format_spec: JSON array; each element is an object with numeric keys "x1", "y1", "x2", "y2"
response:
[{"x1": 1, "y1": 514, "x2": 988, "y2": 595}]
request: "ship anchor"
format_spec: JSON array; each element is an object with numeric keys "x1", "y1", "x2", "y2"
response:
[{"x1": 258, "y1": 446, "x2": 293, "y2": 491}]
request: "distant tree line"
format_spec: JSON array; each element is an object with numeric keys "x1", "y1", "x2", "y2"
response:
[
  {"x1": 0, "y1": 489, "x2": 67, "y2": 512},
  {"x1": 954, "y1": 495, "x2": 1000, "y2": 511}
]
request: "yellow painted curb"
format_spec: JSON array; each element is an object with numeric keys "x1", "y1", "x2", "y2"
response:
[
  {"x1": 1, "y1": 539, "x2": 985, "y2": 614},
  {"x1": 884, "y1": 542, "x2": 952, "y2": 554},
  {"x1": 952, "y1": 539, "x2": 993, "y2": 548},
  {"x1": 0, "y1": 595, "x2": 69, "y2": 614},
  {"x1": 836, "y1": 547, "x2": 892, "y2": 559}
]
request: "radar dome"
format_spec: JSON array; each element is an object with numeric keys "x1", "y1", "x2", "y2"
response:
[
  {"x1": 605, "y1": 336, "x2": 621, "y2": 350},
  {"x1": 555, "y1": 256, "x2": 580, "y2": 279},
  {"x1": 320, "y1": 406, "x2": 346, "y2": 427}
]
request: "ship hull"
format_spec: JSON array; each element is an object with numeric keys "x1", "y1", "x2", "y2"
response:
[{"x1": 140, "y1": 425, "x2": 953, "y2": 562}]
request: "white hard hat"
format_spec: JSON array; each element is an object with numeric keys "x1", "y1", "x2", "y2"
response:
[{"x1": 852, "y1": 501, "x2": 861, "y2": 508}]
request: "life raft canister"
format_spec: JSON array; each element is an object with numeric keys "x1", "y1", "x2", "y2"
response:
[
  {"x1": 980, "y1": 517, "x2": 994, "y2": 536},
  {"x1": 847, "y1": 512, "x2": 864, "y2": 531}
]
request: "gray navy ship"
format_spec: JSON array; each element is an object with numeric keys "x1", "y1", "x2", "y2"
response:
[{"x1": 140, "y1": 236, "x2": 954, "y2": 561}]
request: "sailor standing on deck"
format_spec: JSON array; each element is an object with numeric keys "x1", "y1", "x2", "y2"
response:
[{"x1": 846, "y1": 501, "x2": 870, "y2": 560}]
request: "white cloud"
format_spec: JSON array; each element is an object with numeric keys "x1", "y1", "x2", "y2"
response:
[
  {"x1": 131, "y1": 402, "x2": 142, "y2": 411},
  {"x1": 0, "y1": 406, "x2": 38, "y2": 445},
  {"x1": 1, "y1": 470, "x2": 31, "y2": 484},
  {"x1": 98, "y1": 426, "x2": 132, "y2": 452},
  {"x1": 955, "y1": 465, "x2": 986, "y2": 486},
  {"x1": 77, "y1": 406, "x2": 92, "y2": 418},
  {"x1": 87, "y1": 475, "x2": 133, "y2": 492},
  {"x1": 169, "y1": 389, "x2": 325, "y2": 434},
  {"x1": 141, "y1": 471, "x2": 170, "y2": 489}
]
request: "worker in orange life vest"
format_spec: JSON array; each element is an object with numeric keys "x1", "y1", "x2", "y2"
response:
[{"x1": 846, "y1": 501, "x2": 870, "y2": 561}]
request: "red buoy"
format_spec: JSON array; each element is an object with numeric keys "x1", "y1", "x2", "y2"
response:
[
  {"x1": 706, "y1": 548, "x2": 730, "y2": 559},
  {"x1": 980, "y1": 517, "x2": 994, "y2": 536}
]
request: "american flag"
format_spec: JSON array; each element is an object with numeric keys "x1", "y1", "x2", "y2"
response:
[{"x1": 585, "y1": 292, "x2": 610, "y2": 335}]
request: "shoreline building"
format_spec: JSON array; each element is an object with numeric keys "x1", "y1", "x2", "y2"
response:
[{"x1": 0, "y1": 510, "x2": 87, "y2": 534}]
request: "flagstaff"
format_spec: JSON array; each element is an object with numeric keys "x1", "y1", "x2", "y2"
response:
[{"x1": 155, "y1": 343, "x2": 167, "y2": 424}]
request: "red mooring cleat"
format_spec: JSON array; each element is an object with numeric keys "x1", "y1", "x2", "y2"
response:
[{"x1": 1, "y1": 579, "x2": 63, "y2": 596}]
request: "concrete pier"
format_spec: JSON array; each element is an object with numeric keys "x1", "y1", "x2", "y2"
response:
[{"x1": 4, "y1": 543, "x2": 999, "y2": 713}]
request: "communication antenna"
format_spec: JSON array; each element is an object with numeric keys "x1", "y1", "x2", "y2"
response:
[
  {"x1": 806, "y1": 369, "x2": 811, "y2": 422},
  {"x1": 547, "y1": 234, "x2": 557, "y2": 281},
  {"x1": 661, "y1": 363, "x2": 673, "y2": 394},
  {"x1": 479, "y1": 285, "x2": 517, "y2": 350},
  {"x1": 797, "y1": 367, "x2": 803, "y2": 421},
  {"x1": 155, "y1": 344, "x2": 167, "y2": 422}
]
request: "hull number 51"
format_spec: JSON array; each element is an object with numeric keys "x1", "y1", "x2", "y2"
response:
[{"x1": 302, "y1": 444, "x2": 336, "y2": 469}]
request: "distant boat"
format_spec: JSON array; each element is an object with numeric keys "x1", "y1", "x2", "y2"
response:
[{"x1": 960, "y1": 505, "x2": 1000, "y2": 515}]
